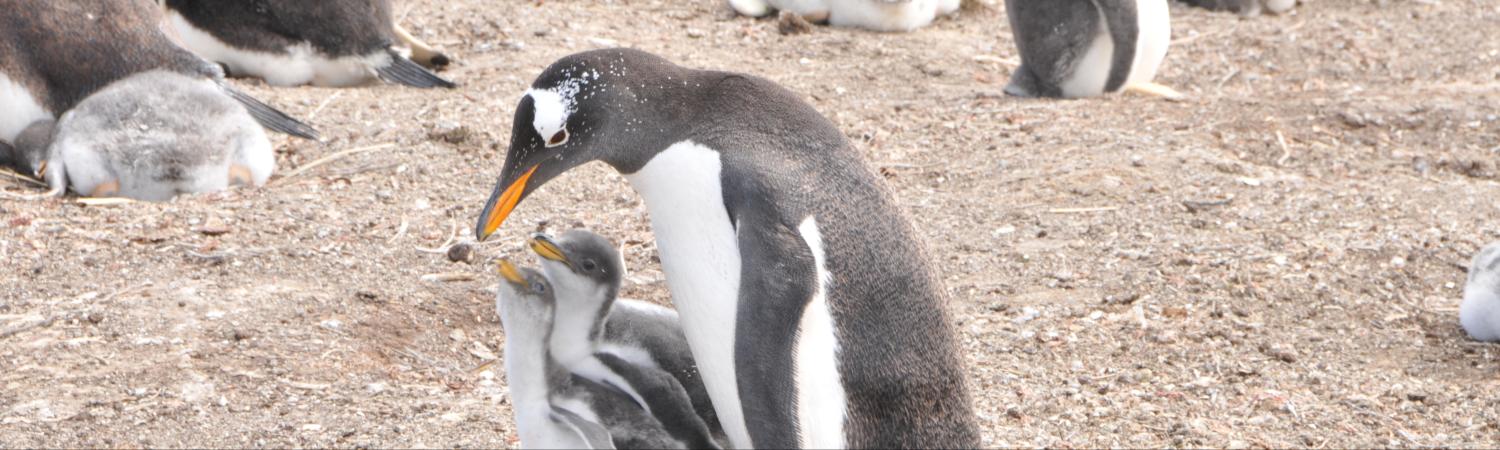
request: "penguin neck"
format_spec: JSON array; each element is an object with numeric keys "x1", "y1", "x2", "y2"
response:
[
  {"x1": 498, "y1": 304, "x2": 554, "y2": 409},
  {"x1": 548, "y1": 283, "x2": 614, "y2": 367}
]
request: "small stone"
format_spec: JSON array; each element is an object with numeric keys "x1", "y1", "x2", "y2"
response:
[
  {"x1": 1227, "y1": 440, "x2": 1251, "y2": 449},
  {"x1": 1130, "y1": 155, "x2": 1146, "y2": 167},
  {"x1": 366, "y1": 382, "x2": 387, "y2": 394},
  {"x1": 86, "y1": 312, "x2": 104, "y2": 324},
  {"x1": 777, "y1": 11, "x2": 814, "y2": 35},
  {"x1": 428, "y1": 122, "x2": 471, "y2": 144},
  {"x1": 686, "y1": 28, "x2": 706, "y2": 38},
  {"x1": 231, "y1": 329, "x2": 252, "y2": 341},
  {"x1": 1406, "y1": 391, "x2": 1427, "y2": 402},
  {"x1": 197, "y1": 217, "x2": 231, "y2": 236},
  {"x1": 446, "y1": 242, "x2": 475, "y2": 264}
]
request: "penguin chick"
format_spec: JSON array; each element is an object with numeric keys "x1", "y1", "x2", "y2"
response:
[
  {"x1": 47, "y1": 69, "x2": 275, "y2": 200},
  {"x1": 497, "y1": 260, "x2": 688, "y2": 450},
  {"x1": 1179, "y1": 0, "x2": 1296, "y2": 17},
  {"x1": 731, "y1": 0, "x2": 962, "y2": 32},
  {"x1": 1462, "y1": 242, "x2": 1500, "y2": 342},
  {"x1": 1, "y1": 120, "x2": 55, "y2": 184},
  {"x1": 163, "y1": 0, "x2": 455, "y2": 88},
  {"x1": 530, "y1": 229, "x2": 724, "y2": 449}
]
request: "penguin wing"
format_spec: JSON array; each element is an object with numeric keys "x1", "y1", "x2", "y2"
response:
[
  {"x1": 595, "y1": 352, "x2": 723, "y2": 450},
  {"x1": 549, "y1": 407, "x2": 618, "y2": 449},
  {"x1": 218, "y1": 82, "x2": 320, "y2": 140},
  {"x1": 1090, "y1": 0, "x2": 1140, "y2": 92}
]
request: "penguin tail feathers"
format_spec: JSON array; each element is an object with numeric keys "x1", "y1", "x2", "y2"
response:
[
  {"x1": 729, "y1": 0, "x2": 773, "y2": 17},
  {"x1": 377, "y1": 51, "x2": 458, "y2": 89},
  {"x1": 220, "y1": 83, "x2": 322, "y2": 141}
]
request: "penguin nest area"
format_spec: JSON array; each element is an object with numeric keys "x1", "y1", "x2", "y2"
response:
[{"x1": 3, "y1": 0, "x2": 1499, "y2": 447}]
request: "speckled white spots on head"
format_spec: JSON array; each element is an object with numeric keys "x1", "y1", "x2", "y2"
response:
[{"x1": 525, "y1": 69, "x2": 601, "y2": 147}]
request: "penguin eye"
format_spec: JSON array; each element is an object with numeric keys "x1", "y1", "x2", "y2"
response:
[
  {"x1": 545, "y1": 128, "x2": 569, "y2": 147},
  {"x1": 531, "y1": 281, "x2": 547, "y2": 294},
  {"x1": 580, "y1": 259, "x2": 597, "y2": 272}
]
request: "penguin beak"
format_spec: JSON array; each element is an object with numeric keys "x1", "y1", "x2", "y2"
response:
[
  {"x1": 475, "y1": 165, "x2": 539, "y2": 242},
  {"x1": 528, "y1": 233, "x2": 570, "y2": 265},
  {"x1": 497, "y1": 259, "x2": 526, "y2": 286}
]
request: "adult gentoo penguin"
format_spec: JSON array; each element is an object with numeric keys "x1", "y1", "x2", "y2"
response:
[
  {"x1": 0, "y1": 0, "x2": 317, "y2": 147},
  {"x1": 529, "y1": 229, "x2": 724, "y2": 448},
  {"x1": 162, "y1": 0, "x2": 456, "y2": 88},
  {"x1": 729, "y1": 0, "x2": 962, "y2": 32},
  {"x1": 474, "y1": 49, "x2": 979, "y2": 448},
  {"x1": 1180, "y1": 0, "x2": 1296, "y2": 17},
  {"x1": 16, "y1": 70, "x2": 277, "y2": 200},
  {"x1": 496, "y1": 260, "x2": 704, "y2": 449},
  {"x1": 1004, "y1": 0, "x2": 1182, "y2": 99},
  {"x1": 1462, "y1": 242, "x2": 1500, "y2": 342}
]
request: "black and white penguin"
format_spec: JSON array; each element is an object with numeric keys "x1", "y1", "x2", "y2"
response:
[
  {"x1": 161, "y1": 0, "x2": 456, "y2": 88},
  {"x1": 730, "y1": 0, "x2": 962, "y2": 32},
  {"x1": 1462, "y1": 242, "x2": 1500, "y2": 342},
  {"x1": 496, "y1": 260, "x2": 703, "y2": 450},
  {"x1": 0, "y1": 0, "x2": 317, "y2": 148},
  {"x1": 529, "y1": 230, "x2": 724, "y2": 448},
  {"x1": 1179, "y1": 0, "x2": 1296, "y2": 17},
  {"x1": 28, "y1": 70, "x2": 276, "y2": 200},
  {"x1": 1004, "y1": 0, "x2": 1182, "y2": 99},
  {"x1": 474, "y1": 49, "x2": 978, "y2": 449}
]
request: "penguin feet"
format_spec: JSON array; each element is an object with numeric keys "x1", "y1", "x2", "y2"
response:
[
  {"x1": 89, "y1": 179, "x2": 121, "y2": 198},
  {"x1": 1124, "y1": 82, "x2": 1187, "y2": 102},
  {"x1": 228, "y1": 164, "x2": 254, "y2": 187},
  {"x1": 393, "y1": 22, "x2": 451, "y2": 69}
]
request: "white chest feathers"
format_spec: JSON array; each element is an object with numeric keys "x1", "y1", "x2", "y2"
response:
[
  {"x1": 166, "y1": 12, "x2": 383, "y2": 87},
  {"x1": 1060, "y1": 0, "x2": 1172, "y2": 97},
  {"x1": 1462, "y1": 244, "x2": 1500, "y2": 342},
  {"x1": 794, "y1": 217, "x2": 848, "y2": 448},
  {"x1": 0, "y1": 73, "x2": 53, "y2": 144},
  {"x1": 624, "y1": 140, "x2": 752, "y2": 449}
]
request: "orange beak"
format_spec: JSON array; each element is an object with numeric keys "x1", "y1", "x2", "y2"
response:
[{"x1": 475, "y1": 165, "x2": 538, "y2": 241}]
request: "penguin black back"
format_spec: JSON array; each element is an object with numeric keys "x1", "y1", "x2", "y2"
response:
[{"x1": 164, "y1": 0, "x2": 394, "y2": 57}]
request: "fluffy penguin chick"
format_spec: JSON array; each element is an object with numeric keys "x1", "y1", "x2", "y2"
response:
[
  {"x1": 730, "y1": 0, "x2": 961, "y2": 31},
  {"x1": 496, "y1": 260, "x2": 689, "y2": 449},
  {"x1": 48, "y1": 69, "x2": 274, "y2": 201},
  {"x1": 163, "y1": 0, "x2": 455, "y2": 88},
  {"x1": 1462, "y1": 242, "x2": 1500, "y2": 342},
  {"x1": 531, "y1": 230, "x2": 724, "y2": 449}
]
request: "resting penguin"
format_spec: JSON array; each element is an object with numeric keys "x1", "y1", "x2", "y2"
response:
[
  {"x1": 729, "y1": 0, "x2": 962, "y2": 32},
  {"x1": 1004, "y1": 0, "x2": 1183, "y2": 99},
  {"x1": 29, "y1": 70, "x2": 276, "y2": 200},
  {"x1": 1461, "y1": 242, "x2": 1500, "y2": 342},
  {"x1": 529, "y1": 230, "x2": 724, "y2": 448},
  {"x1": 496, "y1": 260, "x2": 699, "y2": 450},
  {"x1": 1179, "y1": 0, "x2": 1296, "y2": 17},
  {"x1": 474, "y1": 48, "x2": 979, "y2": 449},
  {"x1": 0, "y1": 0, "x2": 318, "y2": 148},
  {"x1": 162, "y1": 0, "x2": 457, "y2": 88}
]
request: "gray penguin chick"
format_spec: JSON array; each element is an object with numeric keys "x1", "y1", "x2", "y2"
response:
[
  {"x1": 1462, "y1": 242, "x2": 1500, "y2": 342},
  {"x1": 47, "y1": 69, "x2": 274, "y2": 201}
]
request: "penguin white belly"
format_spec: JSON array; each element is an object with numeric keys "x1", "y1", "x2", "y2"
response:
[
  {"x1": 827, "y1": 0, "x2": 942, "y2": 32},
  {"x1": 167, "y1": 12, "x2": 378, "y2": 87},
  {"x1": 767, "y1": 0, "x2": 832, "y2": 17},
  {"x1": 793, "y1": 217, "x2": 848, "y2": 449},
  {"x1": 1461, "y1": 277, "x2": 1500, "y2": 341},
  {"x1": 1058, "y1": 22, "x2": 1115, "y2": 98},
  {"x1": 625, "y1": 141, "x2": 752, "y2": 449},
  {"x1": 0, "y1": 73, "x2": 52, "y2": 144},
  {"x1": 1127, "y1": 0, "x2": 1172, "y2": 86}
]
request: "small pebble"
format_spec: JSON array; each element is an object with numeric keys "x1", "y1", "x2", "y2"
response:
[{"x1": 447, "y1": 242, "x2": 475, "y2": 264}]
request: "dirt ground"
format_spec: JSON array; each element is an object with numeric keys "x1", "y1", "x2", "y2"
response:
[{"x1": 3, "y1": 0, "x2": 1499, "y2": 447}]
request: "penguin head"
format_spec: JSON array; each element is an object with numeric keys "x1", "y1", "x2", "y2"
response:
[
  {"x1": 496, "y1": 259, "x2": 558, "y2": 331},
  {"x1": 528, "y1": 230, "x2": 625, "y2": 316},
  {"x1": 2, "y1": 120, "x2": 58, "y2": 188},
  {"x1": 475, "y1": 49, "x2": 686, "y2": 241}
]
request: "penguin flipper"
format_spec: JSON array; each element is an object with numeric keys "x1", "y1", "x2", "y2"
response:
[
  {"x1": 1091, "y1": 0, "x2": 1140, "y2": 93},
  {"x1": 218, "y1": 83, "x2": 321, "y2": 140},
  {"x1": 595, "y1": 352, "x2": 723, "y2": 449},
  {"x1": 549, "y1": 407, "x2": 619, "y2": 449},
  {"x1": 376, "y1": 50, "x2": 458, "y2": 89}
]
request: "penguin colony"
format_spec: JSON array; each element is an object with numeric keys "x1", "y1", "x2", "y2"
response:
[{"x1": 12, "y1": 0, "x2": 1497, "y2": 449}]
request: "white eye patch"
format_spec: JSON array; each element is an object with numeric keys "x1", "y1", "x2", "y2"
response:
[{"x1": 527, "y1": 88, "x2": 572, "y2": 147}]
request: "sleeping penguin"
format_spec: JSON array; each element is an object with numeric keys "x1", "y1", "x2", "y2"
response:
[
  {"x1": 13, "y1": 70, "x2": 276, "y2": 201},
  {"x1": 1462, "y1": 242, "x2": 1500, "y2": 342},
  {"x1": 496, "y1": 260, "x2": 703, "y2": 449},
  {"x1": 1004, "y1": 0, "x2": 1183, "y2": 99},
  {"x1": 1179, "y1": 0, "x2": 1297, "y2": 17},
  {"x1": 529, "y1": 229, "x2": 724, "y2": 448},
  {"x1": 729, "y1": 0, "x2": 963, "y2": 32},
  {"x1": 161, "y1": 0, "x2": 456, "y2": 88}
]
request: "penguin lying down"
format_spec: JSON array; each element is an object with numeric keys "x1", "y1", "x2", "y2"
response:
[
  {"x1": 494, "y1": 228, "x2": 725, "y2": 449},
  {"x1": 1462, "y1": 242, "x2": 1500, "y2": 342},
  {"x1": 1179, "y1": 0, "x2": 1297, "y2": 17},
  {"x1": 1, "y1": 70, "x2": 279, "y2": 201},
  {"x1": 729, "y1": 0, "x2": 962, "y2": 32}
]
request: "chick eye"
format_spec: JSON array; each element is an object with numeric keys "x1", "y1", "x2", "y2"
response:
[
  {"x1": 580, "y1": 260, "x2": 597, "y2": 272},
  {"x1": 531, "y1": 282, "x2": 547, "y2": 293},
  {"x1": 546, "y1": 128, "x2": 569, "y2": 147}
]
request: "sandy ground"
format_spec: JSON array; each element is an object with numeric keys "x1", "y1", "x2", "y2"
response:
[{"x1": 3, "y1": 0, "x2": 1500, "y2": 447}]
